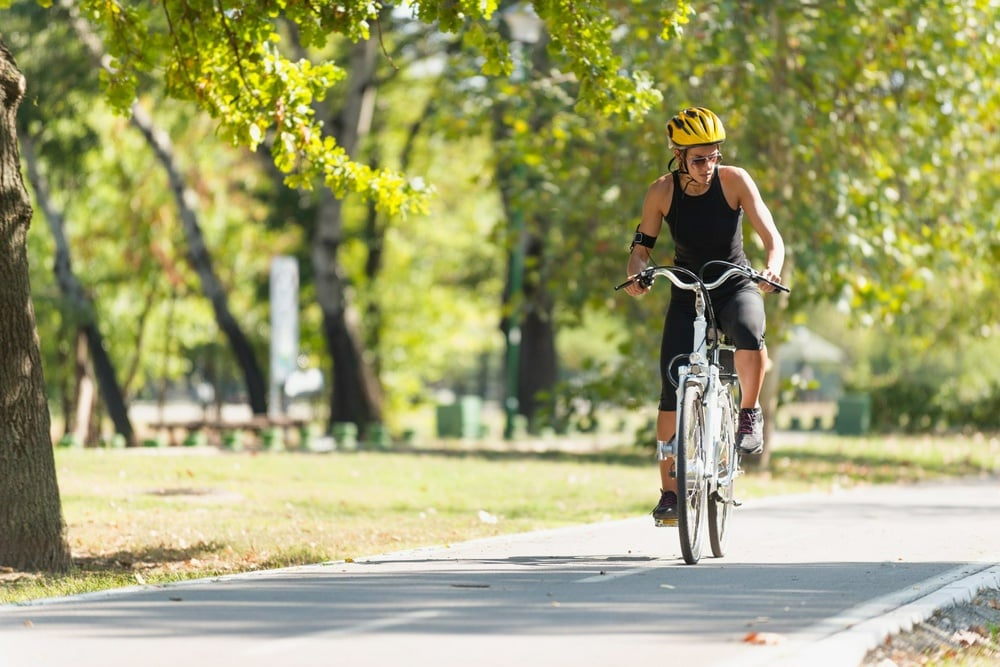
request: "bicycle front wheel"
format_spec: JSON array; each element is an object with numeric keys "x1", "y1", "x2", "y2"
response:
[
  {"x1": 676, "y1": 382, "x2": 707, "y2": 565},
  {"x1": 709, "y1": 383, "x2": 739, "y2": 558}
]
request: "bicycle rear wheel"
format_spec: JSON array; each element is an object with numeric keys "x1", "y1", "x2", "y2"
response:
[
  {"x1": 709, "y1": 383, "x2": 739, "y2": 558},
  {"x1": 676, "y1": 382, "x2": 707, "y2": 565}
]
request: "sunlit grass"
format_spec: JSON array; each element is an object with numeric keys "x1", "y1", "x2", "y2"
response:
[
  {"x1": 764, "y1": 432, "x2": 1000, "y2": 491},
  {"x1": 2, "y1": 432, "x2": 998, "y2": 605}
]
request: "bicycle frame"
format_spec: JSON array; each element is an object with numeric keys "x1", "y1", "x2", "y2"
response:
[
  {"x1": 655, "y1": 268, "x2": 734, "y2": 491},
  {"x1": 616, "y1": 261, "x2": 787, "y2": 563}
]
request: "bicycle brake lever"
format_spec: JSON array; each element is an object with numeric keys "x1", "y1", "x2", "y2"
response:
[{"x1": 614, "y1": 269, "x2": 654, "y2": 291}]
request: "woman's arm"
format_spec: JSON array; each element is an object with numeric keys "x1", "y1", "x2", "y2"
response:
[
  {"x1": 624, "y1": 175, "x2": 672, "y2": 295},
  {"x1": 729, "y1": 167, "x2": 784, "y2": 290}
]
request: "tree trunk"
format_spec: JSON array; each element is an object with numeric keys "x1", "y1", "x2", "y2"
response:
[
  {"x1": 488, "y1": 31, "x2": 560, "y2": 432},
  {"x1": 314, "y1": 191, "x2": 384, "y2": 428},
  {"x1": 129, "y1": 104, "x2": 269, "y2": 415},
  {"x1": 519, "y1": 229, "x2": 557, "y2": 428},
  {"x1": 313, "y1": 36, "x2": 384, "y2": 430},
  {"x1": 493, "y1": 141, "x2": 558, "y2": 429},
  {"x1": 0, "y1": 41, "x2": 72, "y2": 572},
  {"x1": 71, "y1": 330, "x2": 95, "y2": 445},
  {"x1": 20, "y1": 134, "x2": 135, "y2": 445},
  {"x1": 69, "y1": 12, "x2": 268, "y2": 416}
]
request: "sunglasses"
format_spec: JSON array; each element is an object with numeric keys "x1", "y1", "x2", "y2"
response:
[{"x1": 688, "y1": 152, "x2": 723, "y2": 167}]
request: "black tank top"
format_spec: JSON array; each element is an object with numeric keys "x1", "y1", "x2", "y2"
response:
[{"x1": 664, "y1": 170, "x2": 749, "y2": 300}]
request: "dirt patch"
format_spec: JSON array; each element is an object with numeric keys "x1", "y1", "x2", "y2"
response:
[{"x1": 143, "y1": 487, "x2": 244, "y2": 502}]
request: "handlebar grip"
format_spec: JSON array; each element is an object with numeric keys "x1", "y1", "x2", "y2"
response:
[
  {"x1": 760, "y1": 278, "x2": 790, "y2": 293},
  {"x1": 615, "y1": 270, "x2": 654, "y2": 291},
  {"x1": 749, "y1": 271, "x2": 790, "y2": 294}
]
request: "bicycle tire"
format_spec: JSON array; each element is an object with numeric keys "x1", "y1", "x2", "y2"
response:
[
  {"x1": 708, "y1": 383, "x2": 739, "y2": 557},
  {"x1": 676, "y1": 382, "x2": 707, "y2": 565}
]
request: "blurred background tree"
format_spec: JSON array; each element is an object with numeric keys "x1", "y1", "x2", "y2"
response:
[{"x1": 1, "y1": 0, "x2": 998, "y2": 570}]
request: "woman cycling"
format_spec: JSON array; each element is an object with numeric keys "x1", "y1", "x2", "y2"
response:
[{"x1": 623, "y1": 106, "x2": 785, "y2": 524}]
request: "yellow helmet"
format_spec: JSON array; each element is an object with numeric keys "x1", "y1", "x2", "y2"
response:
[{"x1": 666, "y1": 107, "x2": 726, "y2": 149}]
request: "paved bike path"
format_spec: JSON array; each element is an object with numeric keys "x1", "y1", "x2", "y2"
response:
[{"x1": 2, "y1": 478, "x2": 998, "y2": 667}]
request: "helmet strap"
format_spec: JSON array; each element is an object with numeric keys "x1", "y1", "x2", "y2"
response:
[
  {"x1": 675, "y1": 150, "x2": 710, "y2": 197},
  {"x1": 678, "y1": 150, "x2": 690, "y2": 174}
]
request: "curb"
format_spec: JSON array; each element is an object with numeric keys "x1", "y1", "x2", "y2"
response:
[{"x1": 719, "y1": 563, "x2": 1000, "y2": 666}]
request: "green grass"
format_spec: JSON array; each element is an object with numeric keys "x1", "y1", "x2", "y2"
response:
[
  {"x1": 2, "y1": 432, "x2": 998, "y2": 605},
  {"x1": 767, "y1": 432, "x2": 1000, "y2": 489}
]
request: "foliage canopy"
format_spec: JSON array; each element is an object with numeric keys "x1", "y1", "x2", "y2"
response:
[{"x1": 3, "y1": 0, "x2": 692, "y2": 216}]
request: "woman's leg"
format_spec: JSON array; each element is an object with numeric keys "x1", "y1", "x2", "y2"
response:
[
  {"x1": 655, "y1": 299, "x2": 693, "y2": 507},
  {"x1": 734, "y1": 346, "x2": 768, "y2": 410},
  {"x1": 718, "y1": 285, "x2": 769, "y2": 452},
  {"x1": 657, "y1": 410, "x2": 677, "y2": 492}
]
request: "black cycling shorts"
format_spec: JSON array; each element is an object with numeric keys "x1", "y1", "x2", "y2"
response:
[{"x1": 657, "y1": 282, "x2": 766, "y2": 411}]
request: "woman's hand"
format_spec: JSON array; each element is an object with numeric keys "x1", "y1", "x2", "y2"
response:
[
  {"x1": 623, "y1": 277, "x2": 651, "y2": 297},
  {"x1": 759, "y1": 267, "x2": 782, "y2": 293}
]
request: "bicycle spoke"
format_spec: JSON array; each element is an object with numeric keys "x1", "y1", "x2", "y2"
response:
[
  {"x1": 676, "y1": 383, "x2": 707, "y2": 565},
  {"x1": 709, "y1": 384, "x2": 738, "y2": 557}
]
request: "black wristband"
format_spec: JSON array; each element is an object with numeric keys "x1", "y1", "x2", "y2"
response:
[{"x1": 631, "y1": 231, "x2": 657, "y2": 249}]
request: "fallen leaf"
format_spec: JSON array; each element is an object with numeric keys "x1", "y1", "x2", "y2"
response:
[
  {"x1": 743, "y1": 632, "x2": 785, "y2": 646},
  {"x1": 951, "y1": 629, "x2": 985, "y2": 647}
]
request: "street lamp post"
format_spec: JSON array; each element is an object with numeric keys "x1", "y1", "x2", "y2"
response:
[{"x1": 501, "y1": 2, "x2": 542, "y2": 441}]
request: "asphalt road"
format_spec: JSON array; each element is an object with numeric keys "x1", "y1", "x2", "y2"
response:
[{"x1": 2, "y1": 478, "x2": 998, "y2": 667}]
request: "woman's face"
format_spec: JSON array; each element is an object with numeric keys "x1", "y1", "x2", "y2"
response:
[{"x1": 678, "y1": 145, "x2": 723, "y2": 185}]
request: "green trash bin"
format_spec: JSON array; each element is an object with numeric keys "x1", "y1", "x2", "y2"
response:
[
  {"x1": 222, "y1": 430, "x2": 244, "y2": 452},
  {"x1": 331, "y1": 422, "x2": 358, "y2": 450},
  {"x1": 435, "y1": 395, "x2": 483, "y2": 439},
  {"x1": 261, "y1": 427, "x2": 284, "y2": 452},
  {"x1": 834, "y1": 393, "x2": 871, "y2": 436},
  {"x1": 57, "y1": 433, "x2": 82, "y2": 449},
  {"x1": 365, "y1": 423, "x2": 392, "y2": 449}
]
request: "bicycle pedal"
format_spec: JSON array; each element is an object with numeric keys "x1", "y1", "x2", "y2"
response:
[{"x1": 654, "y1": 517, "x2": 678, "y2": 527}]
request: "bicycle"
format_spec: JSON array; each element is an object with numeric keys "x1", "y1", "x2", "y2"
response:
[{"x1": 616, "y1": 260, "x2": 789, "y2": 565}]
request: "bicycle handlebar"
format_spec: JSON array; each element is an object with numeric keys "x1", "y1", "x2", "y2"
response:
[{"x1": 614, "y1": 261, "x2": 790, "y2": 294}]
